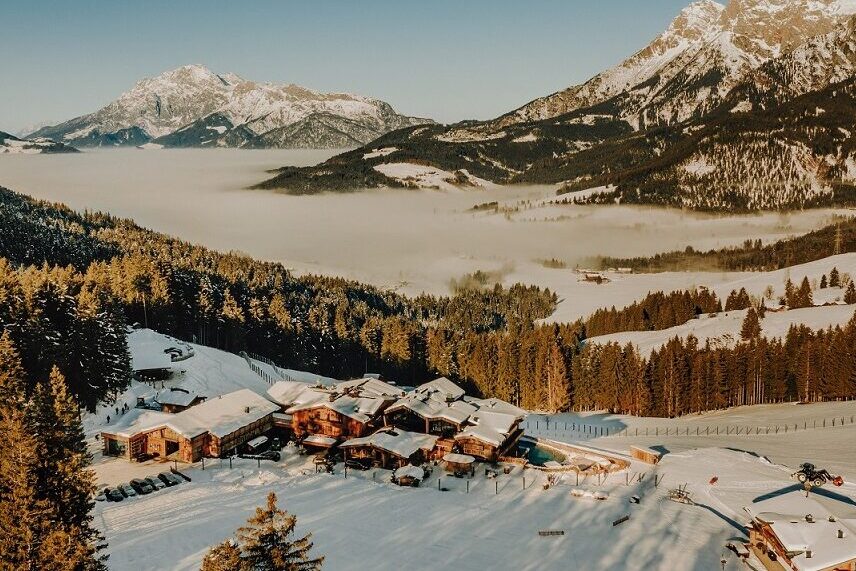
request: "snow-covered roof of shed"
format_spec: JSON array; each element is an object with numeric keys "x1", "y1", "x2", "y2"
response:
[
  {"x1": 341, "y1": 428, "x2": 438, "y2": 459},
  {"x1": 394, "y1": 464, "x2": 424, "y2": 481},
  {"x1": 155, "y1": 388, "x2": 201, "y2": 407},
  {"x1": 415, "y1": 377, "x2": 465, "y2": 401}
]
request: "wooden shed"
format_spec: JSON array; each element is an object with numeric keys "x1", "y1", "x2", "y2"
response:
[{"x1": 630, "y1": 445, "x2": 661, "y2": 465}]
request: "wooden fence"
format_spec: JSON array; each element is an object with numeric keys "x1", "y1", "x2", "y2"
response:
[{"x1": 524, "y1": 415, "x2": 856, "y2": 439}]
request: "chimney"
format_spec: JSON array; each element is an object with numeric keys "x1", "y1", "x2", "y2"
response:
[
  {"x1": 244, "y1": 406, "x2": 250, "y2": 414},
  {"x1": 839, "y1": 529, "x2": 845, "y2": 539},
  {"x1": 805, "y1": 514, "x2": 814, "y2": 523},
  {"x1": 806, "y1": 550, "x2": 812, "y2": 559}
]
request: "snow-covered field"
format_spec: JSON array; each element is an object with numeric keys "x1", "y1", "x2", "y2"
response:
[
  {"x1": 84, "y1": 331, "x2": 856, "y2": 570},
  {"x1": 585, "y1": 254, "x2": 856, "y2": 352},
  {"x1": 93, "y1": 400, "x2": 856, "y2": 571}
]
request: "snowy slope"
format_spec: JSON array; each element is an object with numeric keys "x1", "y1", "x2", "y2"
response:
[
  {"x1": 589, "y1": 303, "x2": 856, "y2": 356},
  {"x1": 29, "y1": 65, "x2": 432, "y2": 149},
  {"x1": 586, "y1": 253, "x2": 856, "y2": 354},
  {"x1": 94, "y1": 401, "x2": 856, "y2": 571},
  {"x1": 0, "y1": 130, "x2": 78, "y2": 154}
]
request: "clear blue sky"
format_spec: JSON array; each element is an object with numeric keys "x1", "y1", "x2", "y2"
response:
[{"x1": 1, "y1": 0, "x2": 691, "y2": 132}]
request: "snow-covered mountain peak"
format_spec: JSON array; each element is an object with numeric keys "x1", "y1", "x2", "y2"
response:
[
  {"x1": 494, "y1": 0, "x2": 856, "y2": 130},
  {"x1": 29, "y1": 66, "x2": 432, "y2": 148}
]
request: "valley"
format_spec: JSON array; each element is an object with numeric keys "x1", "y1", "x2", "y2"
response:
[{"x1": 0, "y1": 149, "x2": 847, "y2": 318}]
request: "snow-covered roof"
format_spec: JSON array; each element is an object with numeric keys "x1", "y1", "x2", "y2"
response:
[
  {"x1": 443, "y1": 453, "x2": 474, "y2": 464},
  {"x1": 104, "y1": 389, "x2": 278, "y2": 440},
  {"x1": 285, "y1": 378, "x2": 400, "y2": 423},
  {"x1": 341, "y1": 428, "x2": 438, "y2": 459},
  {"x1": 267, "y1": 380, "x2": 314, "y2": 407},
  {"x1": 155, "y1": 387, "x2": 201, "y2": 407},
  {"x1": 303, "y1": 434, "x2": 338, "y2": 447},
  {"x1": 455, "y1": 424, "x2": 505, "y2": 447},
  {"x1": 103, "y1": 408, "x2": 173, "y2": 440},
  {"x1": 745, "y1": 492, "x2": 856, "y2": 571},
  {"x1": 393, "y1": 464, "x2": 424, "y2": 481}
]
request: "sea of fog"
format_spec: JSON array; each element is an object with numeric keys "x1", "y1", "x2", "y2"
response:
[{"x1": 0, "y1": 149, "x2": 848, "y2": 320}]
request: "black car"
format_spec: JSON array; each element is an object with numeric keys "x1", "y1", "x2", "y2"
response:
[
  {"x1": 103, "y1": 487, "x2": 124, "y2": 502},
  {"x1": 130, "y1": 478, "x2": 154, "y2": 495},
  {"x1": 344, "y1": 458, "x2": 371, "y2": 471},
  {"x1": 157, "y1": 472, "x2": 182, "y2": 487},
  {"x1": 145, "y1": 476, "x2": 166, "y2": 491}
]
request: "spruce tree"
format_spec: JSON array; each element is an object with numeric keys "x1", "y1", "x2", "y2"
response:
[
  {"x1": 200, "y1": 540, "x2": 243, "y2": 571},
  {"x1": 846, "y1": 282, "x2": 856, "y2": 304},
  {"x1": 204, "y1": 492, "x2": 323, "y2": 571},
  {"x1": 820, "y1": 274, "x2": 828, "y2": 289},
  {"x1": 830, "y1": 267, "x2": 841, "y2": 288},
  {"x1": 741, "y1": 307, "x2": 762, "y2": 341}
]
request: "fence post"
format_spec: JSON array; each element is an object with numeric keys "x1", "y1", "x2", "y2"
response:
[{"x1": 496, "y1": 481, "x2": 499, "y2": 495}]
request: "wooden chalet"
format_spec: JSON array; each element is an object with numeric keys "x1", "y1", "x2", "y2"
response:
[
  {"x1": 384, "y1": 377, "x2": 526, "y2": 462},
  {"x1": 285, "y1": 378, "x2": 403, "y2": 445},
  {"x1": 102, "y1": 389, "x2": 278, "y2": 463},
  {"x1": 340, "y1": 427, "x2": 439, "y2": 470},
  {"x1": 745, "y1": 493, "x2": 856, "y2": 571}
]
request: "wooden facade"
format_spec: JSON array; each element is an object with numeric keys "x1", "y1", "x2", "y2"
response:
[
  {"x1": 344, "y1": 444, "x2": 426, "y2": 470},
  {"x1": 456, "y1": 436, "x2": 500, "y2": 462},
  {"x1": 630, "y1": 446, "x2": 661, "y2": 465},
  {"x1": 291, "y1": 406, "x2": 372, "y2": 440},
  {"x1": 103, "y1": 413, "x2": 273, "y2": 463},
  {"x1": 383, "y1": 408, "x2": 462, "y2": 437}
]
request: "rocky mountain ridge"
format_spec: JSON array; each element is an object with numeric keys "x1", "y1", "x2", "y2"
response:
[{"x1": 29, "y1": 65, "x2": 432, "y2": 149}]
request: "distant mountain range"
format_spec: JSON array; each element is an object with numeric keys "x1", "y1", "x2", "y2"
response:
[
  {"x1": 256, "y1": 0, "x2": 856, "y2": 211},
  {"x1": 0, "y1": 131, "x2": 78, "y2": 154},
  {"x1": 28, "y1": 65, "x2": 432, "y2": 149}
]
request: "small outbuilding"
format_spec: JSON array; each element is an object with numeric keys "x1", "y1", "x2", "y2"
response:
[
  {"x1": 443, "y1": 452, "x2": 475, "y2": 476},
  {"x1": 630, "y1": 445, "x2": 661, "y2": 465}
]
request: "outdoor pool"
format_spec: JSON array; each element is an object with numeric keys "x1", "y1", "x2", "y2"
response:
[{"x1": 517, "y1": 439, "x2": 567, "y2": 466}]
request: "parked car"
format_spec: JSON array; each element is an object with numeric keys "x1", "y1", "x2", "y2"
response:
[
  {"x1": 130, "y1": 478, "x2": 154, "y2": 495},
  {"x1": 133, "y1": 452, "x2": 157, "y2": 463},
  {"x1": 240, "y1": 450, "x2": 281, "y2": 462},
  {"x1": 95, "y1": 489, "x2": 107, "y2": 502},
  {"x1": 118, "y1": 483, "x2": 137, "y2": 498},
  {"x1": 104, "y1": 487, "x2": 125, "y2": 502},
  {"x1": 158, "y1": 471, "x2": 183, "y2": 487},
  {"x1": 344, "y1": 458, "x2": 371, "y2": 471},
  {"x1": 145, "y1": 476, "x2": 166, "y2": 491}
]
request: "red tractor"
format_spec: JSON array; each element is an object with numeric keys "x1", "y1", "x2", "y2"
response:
[{"x1": 793, "y1": 463, "x2": 845, "y2": 488}]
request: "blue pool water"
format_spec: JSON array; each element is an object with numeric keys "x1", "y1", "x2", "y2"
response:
[{"x1": 517, "y1": 440, "x2": 566, "y2": 465}]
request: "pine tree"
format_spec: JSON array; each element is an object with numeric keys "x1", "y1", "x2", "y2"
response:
[
  {"x1": 741, "y1": 307, "x2": 762, "y2": 341},
  {"x1": 0, "y1": 406, "x2": 50, "y2": 570},
  {"x1": 830, "y1": 266, "x2": 841, "y2": 288},
  {"x1": 46, "y1": 367, "x2": 101, "y2": 548},
  {"x1": 846, "y1": 282, "x2": 856, "y2": 304},
  {"x1": 0, "y1": 331, "x2": 27, "y2": 406},
  {"x1": 208, "y1": 492, "x2": 324, "y2": 571},
  {"x1": 200, "y1": 540, "x2": 243, "y2": 571}
]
